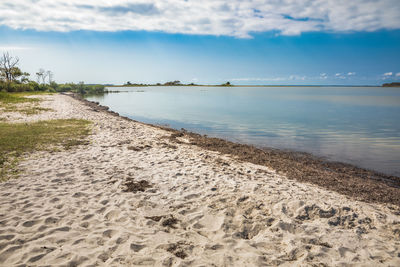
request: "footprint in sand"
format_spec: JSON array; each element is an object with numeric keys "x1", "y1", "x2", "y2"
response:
[
  {"x1": 44, "y1": 217, "x2": 59, "y2": 224},
  {"x1": 116, "y1": 234, "x2": 129, "y2": 244},
  {"x1": 0, "y1": 245, "x2": 23, "y2": 261},
  {"x1": 22, "y1": 220, "x2": 39, "y2": 227},
  {"x1": 28, "y1": 253, "x2": 47, "y2": 263},
  {"x1": 130, "y1": 243, "x2": 146, "y2": 252},
  {"x1": 0, "y1": 234, "x2": 15, "y2": 241},
  {"x1": 49, "y1": 197, "x2": 60, "y2": 203},
  {"x1": 105, "y1": 210, "x2": 120, "y2": 220},
  {"x1": 72, "y1": 192, "x2": 85, "y2": 198},
  {"x1": 82, "y1": 214, "x2": 94, "y2": 220},
  {"x1": 102, "y1": 229, "x2": 117, "y2": 238}
]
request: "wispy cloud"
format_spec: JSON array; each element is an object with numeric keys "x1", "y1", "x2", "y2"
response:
[
  {"x1": 347, "y1": 72, "x2": 356, "y2": 76},
  {"x1": 381, "y1": 72, "x2": 394, "y2": 80},
  {"x1": 335, "y1": 73, "x2": 346, "y2": 79},
  {"x1": 0, "y1": 46, "x2": 33, "y2": 51},
  {"x1": 0, "y1": 1, "x2": 399, "y2": 38},
  {"x1": 396, "y1": 72, "x2": 400, "y2": 77}
]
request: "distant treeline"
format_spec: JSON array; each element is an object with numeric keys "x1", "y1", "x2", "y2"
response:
[
  {"x1": 382, "y1": 82, "x2": 400, "y2": 87},
  {"x1": 0, "y1": 52, "x2": 106, "y2": 94},
  {"x1": 123, "y1": 80, "x2": 196, "y2": 86},
  {"x1": 121, "y1": 80, "x2": 233, "y2": 87}
]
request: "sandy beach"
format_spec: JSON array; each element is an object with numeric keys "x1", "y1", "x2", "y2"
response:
[{"x1": 1, "y1": 93, "x2": 400, "y2": 266}]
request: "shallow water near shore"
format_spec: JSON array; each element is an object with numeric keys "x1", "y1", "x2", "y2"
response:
[{"x1": 86, "y1": 86, "x2": 400, "y2": 176}]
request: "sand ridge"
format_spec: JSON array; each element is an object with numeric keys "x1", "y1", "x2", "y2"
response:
[{"x1": 0, "y1": 94, "x2": 400, "y2": 266}]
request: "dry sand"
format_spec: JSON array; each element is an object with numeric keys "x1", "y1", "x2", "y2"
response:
[{"x1": 1, "y1": 94, "x2": 400, "y2": 266}]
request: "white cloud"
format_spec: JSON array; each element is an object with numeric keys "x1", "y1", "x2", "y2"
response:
[
  {"x1": 396, "y1": 73, "x2": 400, "y2": 77},
  {"x1": 0, "y1": 0, "x2": 399, "y2": 38},
  {"x1": 335, "y1": 73, "x2": 346, "y2": 79},
  {"x1": 384, "y1": 72, "x2": 393, "y2": 76},
  {"x1": 347, "y1": 72, "x2": 356, "y2": 76}
]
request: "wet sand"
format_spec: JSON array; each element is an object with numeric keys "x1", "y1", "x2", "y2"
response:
[{"x1": 0, "y1": 93, "x2": 400, "y2": 266}]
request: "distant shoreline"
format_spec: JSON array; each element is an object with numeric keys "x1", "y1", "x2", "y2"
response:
[{"x1": 108, "y1": 84, "x2": 381, "y2": 88}]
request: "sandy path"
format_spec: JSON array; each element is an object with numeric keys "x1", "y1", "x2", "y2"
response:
[{"x1": 1, "y1": 94, "x2": 400, "y2": 266}]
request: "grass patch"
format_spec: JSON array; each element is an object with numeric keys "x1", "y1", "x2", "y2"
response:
[
  {"x1": 0, "y1": 92, "x2": 53, "y2": 115},
  {"x1": 0, "y1": 119, "x2": 91, "y2": 181},
  {"x1": 2, "y1": 105, "x2": 52, "y2": 115},
  {"x1": 0, "y1": 92, "x2": 40, "y2": 104}
]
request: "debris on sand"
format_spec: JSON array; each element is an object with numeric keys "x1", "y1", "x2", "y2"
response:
[
  {"x1": 124, "y1": 179, "x2": 151, "y2": 193},
  {"x1": 166, "y1": 242, "x2": 189, "y2": 259},
  {"x1": 161, "y1": 216, "x2": 179, "y2": 228}
]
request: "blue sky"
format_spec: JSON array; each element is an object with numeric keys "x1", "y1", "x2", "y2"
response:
[{"x1": 1, "y1": 0, "x2": 400, "y2": 85}]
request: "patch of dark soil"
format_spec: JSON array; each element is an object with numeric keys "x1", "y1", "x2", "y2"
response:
[
  {"x1": 161, "y1": 216, "x2": 179, "y2": 228},
  {"x1": 158, "y1": 142, "x2": 177, "y2": 149},
  {"x1": 145, "y1": 216, "x2": 164, "y2": 222},
  {"x1": 118, "y1": 140, "x2": 131, "y2": 145},
  {"x1": 162, "y1": 131, "x2": 185, "y2": 144},
  {"x1": 237, "y1": 196, "x2": 249, "y2": 203},
  {"x1": 215, "y1": 158, "x2": 230, "y2": 166},
  {"x1": 124, "y1": 179, "x2": 151, "y2": 193},
  {"x1": 166, "y1": 242, "x2": 188, "y2": 259},
  {"x1": 127, "y1": 145, "x2": 152, "y2": 151}
]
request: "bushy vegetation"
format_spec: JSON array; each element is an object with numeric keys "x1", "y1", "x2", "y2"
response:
[
  {"x1": 382, "y1": 82, "x2": 400, "y2": 87},
  {"x1": 220, "y1": 81, "x2": 232, "y2": 86},
  {"x1": 0, "y1": 119, "x2": 91, "y2": 181},
  {"x1": 55, "y1": 82, "x2": 106, "y2": 94},
  {"x1": 0, "y1": 52, "x2": 106, "y2": 94},
  {"x1": 0, "y1": 80, "x2": 107, "y2": 94}
]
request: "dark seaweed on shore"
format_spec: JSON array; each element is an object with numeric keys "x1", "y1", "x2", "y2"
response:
[
  {"x1": 71, "y1": 93, "x2": 400, "y2": 208},
  {"x1": 175, "y1": 131, "x2": 400, "y2": 207}
]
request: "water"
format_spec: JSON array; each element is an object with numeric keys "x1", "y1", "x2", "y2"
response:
[{"x1": 86, "y1": 86, "x2": 400, "y2": 176}]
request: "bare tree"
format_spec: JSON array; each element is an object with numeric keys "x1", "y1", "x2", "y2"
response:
[
  {"x1": 36, "y1": 68, "x2": 47, "y2": 84},
  {"x1": 46, "y1": 70, "x2": 53, "y2": 84},
  {"x1": 36, "y1": 69, "x2": 54, "y2": 84},
  {"x1": 0, "y1": 52, "x2": 20, "y2": 82}
]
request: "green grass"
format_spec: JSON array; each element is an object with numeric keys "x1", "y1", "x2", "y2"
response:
[
  {"x1": 2, "y1": 105, "x2": 52, "y2": 115},
  {"x1": 0, "y1": 119, "x2": 91, "y2": 181},
  {"x1": 0, "y1": 92, "x2": 39, "y2": 104},
  {"x1": 0, "y1": 92, "x2": 53, "y2": 115}
]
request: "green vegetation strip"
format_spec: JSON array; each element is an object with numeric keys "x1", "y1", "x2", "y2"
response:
[{"x1": 0, "y1": 119, "x2": 91, "y2": 181}]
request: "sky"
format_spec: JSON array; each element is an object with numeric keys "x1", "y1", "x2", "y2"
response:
[{"x1": 0, "y1": 0, "x2": 400, "y2": 85}]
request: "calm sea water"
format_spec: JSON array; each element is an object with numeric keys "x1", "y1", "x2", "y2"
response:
[{"x1": 86, "y1": 86, "x2": 400, "y2": 176}]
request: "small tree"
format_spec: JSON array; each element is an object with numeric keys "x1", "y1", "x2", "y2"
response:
[
  {"x1": 36, "y1": 69, "x2": 45, "y2": 84},
  {"x1": 46, "y1": 70, "x2": 53, "y2": 84},
  {"x1": 0, "y1": 52, "x2": 20, "y2": 82},
  {"x1": 77, "y1": 81, "x2": 85, "y2": 94}
]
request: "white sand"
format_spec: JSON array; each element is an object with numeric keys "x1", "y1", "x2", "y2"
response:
[{"x1": 1, "y1": 94, "x2": 400, "y2": 266}]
